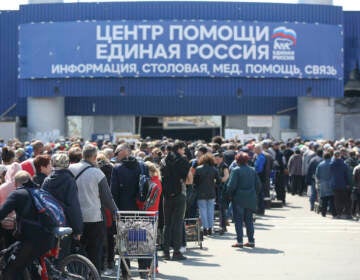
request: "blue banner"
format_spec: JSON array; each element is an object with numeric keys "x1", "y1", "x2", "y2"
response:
[{"x1": 19, "y1": 20, "x2": 343, "y2": 79}]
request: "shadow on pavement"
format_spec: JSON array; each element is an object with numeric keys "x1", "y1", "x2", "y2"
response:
[
  {"x1": 206, "y1": 232, "x2": 237, "y2": 240},
  {"x1": 156, "y1": 273, "x2": 190, "y2": 279},
  {"x1": 185, "y1": 250, "x2": 213, "y2": 258},
  {"x1": 254, "y1": 223, "x2": 275, "y2": 227},
  {"x1": 283, "y1": 204, "x2": 303, "y2": 209},
  {"x1": 257, "y1": 214, "x2": 286, "y2": 219},
  {"x1": 254, "y1": 227, "x2": 271, "y2": 231},
  {"x1": 237, "y1": 247, "x2": 284, "y2": 255},
  {"x1": 182, "y1": 257, "x2": 221, "y2": 267}
]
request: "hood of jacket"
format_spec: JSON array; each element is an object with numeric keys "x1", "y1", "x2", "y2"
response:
[
  {"x1": 331, "y1": 158, "x2": 345, "y2": 168},
  {"x1": 121, "y1": 156, "x2": 139, "y2": 170},
  {"x1": 5, "y1": 162, "x2": 22, "y2": 183},
  {"x1": 345, "y1": 157, "x2": 358, "y2": 169},
  {"x1": 42, "y1": 169, "x2": 74, "y2": 191}
]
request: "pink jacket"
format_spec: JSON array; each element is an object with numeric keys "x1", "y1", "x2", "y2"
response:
[{"x1": 0, "y1": 162, "x2": 22, "y2": 205}]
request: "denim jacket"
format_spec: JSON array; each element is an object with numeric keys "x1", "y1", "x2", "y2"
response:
[{"x1": 315, "y1": 159, "x2": 333, "y2": 198}]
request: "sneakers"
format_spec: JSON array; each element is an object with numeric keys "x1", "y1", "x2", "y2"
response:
[
  {"x1": 179, "y1": 246, "x2": 187, "y2": 254},
  {"x1": 163, "y1": 250, "x2": 171, "y2": 260},
  {"x1": 122, "y1": 273, "x2": 132, "y2": 280},
  {"x1": 139, "y1": 272, "x2": 149, "y2": 279},
  {"x1": 231, "y1": 243, "x2": 243, "y2": 248},
  {"x1": 244, "y1": 242, "x2": 255, "y2": 248},
  {"x1": 172, "y1": 252, "x2": 187, "y2": 261},
  {"x1": 102, "y1": 268, "x2": 114, "y2": 276}
]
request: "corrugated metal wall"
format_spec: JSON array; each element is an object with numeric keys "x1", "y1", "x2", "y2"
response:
[
  {"x1": 19, "y1": 2, "x2": 342, "y2": 23},
  {"x1": 0, "y1": 11, "x2": 19, "y2": 117},
  {"x1": 65, "y1": 96, "x2": 297, "y2": 116},
  {"x1": 344, "y1": 12, "x2": 360, "y2": 83},
  {"x1": 19, "y1": 77, "x2": 342, "y2": 98},
  {"x1": 2, "y1": 2, "x2": 346, "y2": 116}
]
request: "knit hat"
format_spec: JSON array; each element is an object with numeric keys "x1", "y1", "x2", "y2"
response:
[{"x1": 51, "y1": 153, "x2": 69, "y2": 169}]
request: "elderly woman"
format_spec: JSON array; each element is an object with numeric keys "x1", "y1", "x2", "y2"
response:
[{"x1": 225, "y1": 152, "x2": 260, "y2": 248}]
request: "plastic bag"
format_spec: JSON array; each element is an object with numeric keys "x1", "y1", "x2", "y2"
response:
[{"x1": 307, "y1": 185, "x2": 312, "y2": 197}]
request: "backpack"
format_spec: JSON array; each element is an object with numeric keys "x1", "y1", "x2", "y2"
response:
[
  {"x1": 137, "y1": 162, "x2": 151, "y2": 202},
  {"x1": 27, "y1": 188, "x2": 66, "y2": 230}
]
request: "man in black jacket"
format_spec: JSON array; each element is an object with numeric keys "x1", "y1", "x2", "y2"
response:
[
  {"x1": 160, "y1": 141, "x2": 190, "y2": 261},
  {"x1": 111, "y1": 144, "x2": 139, "y2": 212},
  {"x1": 0, "y1": 170, "x2": 56, "y2": 279},
  {"x1": 110, "y1": 143, "x2": 144, "y2": 279}
]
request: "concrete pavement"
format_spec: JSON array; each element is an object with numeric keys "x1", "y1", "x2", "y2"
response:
[{"x1": 103, "y1": 195, "x2": 360, "y2": 280}]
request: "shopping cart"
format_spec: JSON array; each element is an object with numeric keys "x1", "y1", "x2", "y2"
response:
[
  {"x1": 115, "y1": 211, "x2": 158, "y2": 279},
  {"x1": 184, "y1": 217, "x2": 203, "y2": 249}
]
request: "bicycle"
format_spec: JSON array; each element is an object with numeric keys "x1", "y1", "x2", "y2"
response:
[{"x1": 0, "y1": 227, "x2": 100, "y2": 280}]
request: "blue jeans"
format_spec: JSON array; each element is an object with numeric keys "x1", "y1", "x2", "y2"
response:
[
  {"x1": 232, "y1": 204, "x2": 255, "y2": 244},
  {"x1": 309, "y1": 183, "x2": 317, "y2": 210},
  {"x1": 197, "y1": 199, "x2": 215, "y2": 229}
]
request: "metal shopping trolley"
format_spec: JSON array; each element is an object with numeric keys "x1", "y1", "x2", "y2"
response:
[
  {"x1": 184, "y1": 217, "x2": 203, "y2": 249},
  {"x1": 115, "y1": 211, "x2": 158, "y2": 280}
]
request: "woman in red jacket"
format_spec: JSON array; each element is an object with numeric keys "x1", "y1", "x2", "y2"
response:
[
  {"x1": 138, "y1": 161, "x2": 162, "y2": 279},
  {"x1": 143, "y1": 162, "x2": 162, "y2": 213}
]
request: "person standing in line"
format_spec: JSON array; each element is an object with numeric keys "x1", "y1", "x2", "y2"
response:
[
  {"x1": 42, "y1": 153, "x2": 83, "y2": 261},
  {"x1": 352, "y1": 160, "x2": 360, "y2": 217},
  {"x1": 315, "y1": 152, "x2": 337, "y2": 217},
  {"x1": 33, "y1": 155, "x2": 52, "y2": 186},
  {"x1": 138, "y1": 161, "x2": 163, "y2": 279},
  {"x1": 261, "y1": 142, "x2": 274, "y2": 198},
  {"x1": 225, "y1": 152, "x2": 260, "y2": 248},
  {"x1": 193, "y1": 153, "x2": 220, "y2": 236},
  {"x1": 273, "y1": 142, "x2": 286, "y2": 205},
  {"x1": 110, "y1": 143, "x2": 147, "y2": 279},
  {"x1": 160, "y1": 141, "x2": 190, "y2": 261},
  {"x1": 0, "y1": 162, "x2": 22, "y2": 249},
  {"x1": 21, "y1": 140, "x2": 44, "y2": 177},
  {"x1": 306, "y1": 149, "x2": 323, "y2": 211},
  {"x1": 288, "y1": 148, "x2": 303, "y2": 196},
  {"x1": 345, "y1": 151, "x2": 359, "y2": 217},
  {"x1": 97, "y1": 152, "x2": 115, "y2": 276},
  {"x1": 214, "y1": 153, "x2": 229, "y2": 234},
  {"x1": 253, "y1": 144, "x2": 266, "y2": 215},
  {"x1": 69, "y1": 144, "x2": 118, "y2": 273},
  {"x1": 330, "y1": 151, "x2": 351, "y2": 219},
  {"x1": 283, "y1": 142, "x2": 294, "y2": 193}
]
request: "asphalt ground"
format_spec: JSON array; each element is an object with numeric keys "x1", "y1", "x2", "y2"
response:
[{"x1": 102, "y1": 194, "x2": 360, "y2": 280}]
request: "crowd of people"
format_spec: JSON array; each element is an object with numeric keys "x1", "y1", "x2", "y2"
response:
[{"x1": 0, "y1": 135, "x2": 359, "y2": 279}]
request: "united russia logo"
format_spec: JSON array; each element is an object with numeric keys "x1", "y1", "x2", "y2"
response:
[{"x1": 272, "y1": 26, "x2": 297, "y2": 60}]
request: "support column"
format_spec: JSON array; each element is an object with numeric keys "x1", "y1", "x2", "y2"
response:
[
  {"x1": 26, "y1": 1, "x2": 65, "y2": 141},
  {"x1": 297, "y1": 97, "x2": 335, "y2": 139},
  {"x1": 297, "y1": 0, "x2": 335, "y2": 140},
  {"x1": 27, "y1": 97, "x2": 65, "y2": 140}
]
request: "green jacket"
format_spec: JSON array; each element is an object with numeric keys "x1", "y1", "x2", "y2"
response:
[{"x1": 225, "y1": 165, "x2": 260, "y2": 211}]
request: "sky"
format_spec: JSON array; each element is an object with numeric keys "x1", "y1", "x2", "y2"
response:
[{"x1": 0, "y1": 0, "x2": 360, "y2": 11}]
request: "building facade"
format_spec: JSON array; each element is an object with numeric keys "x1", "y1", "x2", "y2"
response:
[{"x1": 0, "y1": 1, "x2": 358, "y2": 141}]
